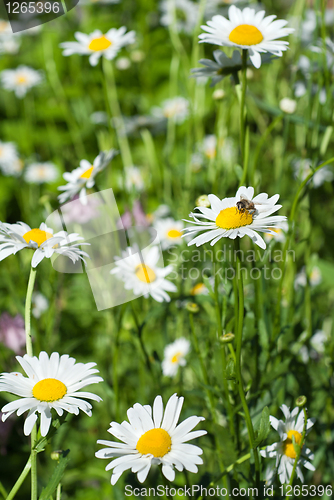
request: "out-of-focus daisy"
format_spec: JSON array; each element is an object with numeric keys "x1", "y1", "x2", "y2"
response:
[
  {"x1": 24, "y1": 162, "x2": 59, "y2": 184},
  {"x1": 0, "y1": 141, "x2": 19, "y2": 172},
  {"x1": 96, "y1": 393, "x2": 206, "y2": 484},
  {"x1": 260, "y1": 404, "x2": 315, "y2": 484},
  {"x1": 190, "y1": 282, "x2": 209, "y2": 296},
  {"x1": 294, "y1": 266, "x2": 322, "y2": 289},
  {"x1": 111, "y1": 245, "x2": 176, "y2": 302},
  {"x1": 154, "y1": 218, "x2": 184, "y2": 250},
  {"x1": 152, "y1": 97, "x2": 189, "y2": 124},
  {"x1": 0, "y1": 313, "x2": 26, "y2": 354},
  {"x1": 162, "y1": 338, "x2": 190, "y2": 377},
  {"x1": 279, "y1": 98, "x2": 297, "y2": 114},
  {"x1": 292, "y1": 158, "x2": 334, "y2": 187},
  {"x1": 0, "y1": 351, "x2": 103, "y2": 437},
  {"x1": 146, "y1": 205, "x2": 170, "y2": 224},
  {"x1": 58, "y1": 149, "x2": 117, "y2": 205},
  {"x1": 32, "y1": 292, "x2": 49, "y2": 319},
  {"x1": 199, "y1": 5, "x2": 294, "y2": 69},
  {"x1": 0, "y1": 221, "x2": 89, "y2": 268},
  {"x1": 202, "y1": 135, "x2": 217, "y2": 159},
  {"x1": 0, "y1": 66, "x2": 43, "y2": 98},
  {"x1": 299, "y1": 329, "x2": 330, "y2": 363},
  {"x1": 115, "y1": 56, "x2": 131, "y2": 70},
  {"x1": 0, "y1": 22, "x2": 21, "y2": 54},
  {"x1": 264, "y1": 220, "x2": 289, "y2": 244},
  {"x1": 184, "y1": 186, "x2": 286, "y2": 250},
  {"x1": 160, "y1": 0, "x2": 199, "y2": 34},
  {"x1": 90, "y1": 111, "x2": 109, "y2": 125},
  {"x1": 60, "y1": 28, "x2": 136, "y2": 67},
  {"x1": 124, "y1": 166, "x2": 145, "y2": 192}
]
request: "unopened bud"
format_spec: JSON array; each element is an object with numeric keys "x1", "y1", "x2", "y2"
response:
[
  {"x1": 186, "y1": 302, "x2": 199, "y2": 313},
  {"x1": 212, "y1": 89, "x2": 225, "y2": 100},
  {"x1": 295, "y1": 395, "x2": 307, "y2": 408},
  {"x1": 51, "y1": 450, "x2": 62, "y2": 461},
  {"x1": 220, "y1": 333, "x2": 235, "y2": 344},
  {"x1": 196, "y1": 195, "x2": 210, "y2": 208}
]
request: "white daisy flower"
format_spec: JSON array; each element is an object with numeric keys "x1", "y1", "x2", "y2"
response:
[
  {"x1": 154, "y1": 218, "x2": 184, "y2": 250},
  {"x1": 202, "y1": 135, "x2": 217, "y2": 159},
  {"x1": 24, "y1": 162, "x2": 59, "y2": 184},
  {"x1": 60, "y1": 27, "x2": 136, "y2": 67},
  {"x1": 264, "y1": 220, "x2": 289, "y2": 244},
  {"x1": 162, "y1": 338, "x2": 190, "y2": 377},
  {"x1": 199, "y1": 5, "x2": 294, "y2": 69},
  {"x1": 0, "y1": 141, "x2": 19, "y2": 172},
  {"x1": 160, "y1": 0, "x2": 199, "y2": 34},
  {"x1": 279, "y1": 98, "x2": 297, "y2": 114},
  {"x1": 292, "y1": 158, "x2": 334, "y2": 187},
  {"x1": 190, "y1": 282, "x2": 209, "y2": 296},
  {"x1": 0, "y1": 65, "x2": 43, "y2": 98},
  {"x1": 260, "y1": 404, "x2": 315, "y2": 484},
  {"x1": 0, "y1": 351, "x2": 103, "y2": 437},
  {"x1": 124, "y1": 166, "x2": 144, "y2": 192},
  {"x1": 294, "y1": 266, "x2": 322, "y2": 289},
  {"x1": 0, "y1": 21, "x2": 21, "y2": 54},
  {"x1": 111, "y1": 245, "x2": 177, "y2": 302},
  {"x1": 1, "y1": 158, "x2": 24, "y2": 177},
  {"x1": 184, "y1": 186, "x2": 286, "y2": 250},
  {"x1": 58, "y1": 149, "x2": 117, "y2": 205},
  {"x1": 96, "y1": 393, "x2": 206, "y2": 484},
  {"x1": 0, "y1": 221, "x2": 89, "y2": 268},
  {"x1": 32, "y1": 292, "x2": 49, "y2": 319},
  {"x1": 152, "y1": 97, "x2": 190, "y2": 124}
]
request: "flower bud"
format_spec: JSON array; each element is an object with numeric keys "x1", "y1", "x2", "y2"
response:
[
  {"x1": 295, "y1": 395, "x2": 307, "y2": 408},
  {"x1": 219, "y1": 333, "x2": 235, "y2": 344},
  {"x1": 186, "y1": 302, "x2": 200, "y2": 313},
  {"x1": 196, "y1": 195, "x2": 210, "y2": 208}
]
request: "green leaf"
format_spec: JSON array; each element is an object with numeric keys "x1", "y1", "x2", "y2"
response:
[
  {"x1": 253, "y1": 406, "x2": 270, "y2": 449},
  {"x1": 39, "y1": 451, "x2": 70, "y2": 500}
]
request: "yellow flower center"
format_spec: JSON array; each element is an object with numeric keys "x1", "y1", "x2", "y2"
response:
[
  {"x1": 215, "y1": 207, "x2": 253, "y2": 229},
  {"x1": 136, "y1": 428, "x2": 172, "y2": 457},
  {"x1": 190, "y1": 283, "x2": 206, "y2": 295},
  {"x1": 229, "y1": 24, "x2": 264, "y2": 46},
  {"x1": 32, "y1": 378, "x2": 67, "y2": 402},
  {"x1": 135, "y1": 264, "x2": 156, "y2": 283},
  {"x1": 16, "y1": 75, "x2": 27, "y2": 85},
  {"x1": 23, "y1": 228, "x2": 53, "y2": 247},
  {"x1": 205, "y1": 149, "x2": 216, "y2": 159},
  {"x1": 283, "y1": 430, "x2": 303, "y2": 459},
  {"x1": 171, "y1": 351, "x2": 182, "y2": 364},
  {"x1": 88, "y1": 35, "x2": 112, "y2": 51},
  {"x1": 167, "y1": 229, "x2": 182, "y2": 239},
  {"x1": 80, "y1": 166, "x2": 94, "y2": 179}
]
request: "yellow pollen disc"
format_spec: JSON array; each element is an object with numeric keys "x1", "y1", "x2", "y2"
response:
[
  {"x1": 190, "y1": 283, "x2": 205, "y2": 295},
  {"x1": 135, "y1": 264, "x2": 156, "y2": 284},
  {"x1": 205, "y1": 149, "x2": 216, "y2": 159},
  {"x1": 23, "y1": 228, "x2": 53, "y2": 247},
  {"x1": 16, "y1": 75, "x2": 27, "y2": 84},
  {"x1": 171, "y1": 352, "x2": 182, "y2": 364},
  {"x1": 167, "y1": 229, "x2": 182, "y2": 239},
  {"x1": 136, "y1": 428, "x2": 172, "y2": 457},
  {"x1": 80, "y1": 166, "x2": 94, "y2": 179},
  {"x1": 283, "y1": 430, "x2": 302, "y2": 459},
  {"x1": 88, "y1": 35, "x2": 112, "y2": 51},
  {"x1": 215, "y1": 207, "x2": 253, "y2": 230},
  {"x1": 229, "y1": 24, "x2": 264, "y2": 46},
  {"x1": 32, "y1": 378, "x2": 67, "y2": 402}
]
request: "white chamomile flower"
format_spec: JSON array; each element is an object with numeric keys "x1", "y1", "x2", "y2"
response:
[
  {"x1": 0, "y1": 21, "x2": 21, "y2": 54},
  {"x1": 60, "y1": 27, "x2": 136, "y2": 67},
  {"x1": 190, "y1": 282, "x2": 209, "y2": 296},
  {"x1": 0, "y1": 141, "x2": 19, "y2": 172},
  {"x1": 160, "y1": 0, "x2": 199, "y2": 35},
  {"x1": 199, "y1": 5, "x2": 294, "y2": 69},
  {"x1": 260, "y1": 405, "x2": 315, "y2": 484},
  {"x1": 294, "y1": 266, "x2": 322, "y2": 289},
  {"x1": 154, "y1": 218, "x2": 184, "y2": 249},
  {"x1": 24, "y1": 162, "x2": 59, "y2": 184},
  {"x1": 111, "y1": 245, "x2": 177, "y2": 302},
  {"x1": 279, "y1": 98, "x2": 297, "y2": 114},
  {"x1": 0, "y1": 221, "x2": 89, "y2": 268},
  {"x1": 184, "y1": 186, "x2": 286, "y2": 250},
  {"x1": 264, "y1": 220, "x2": 289, "y2": 244},
  {"x1": 58, "y1": 149, "x2": 117, "y2": 205},
  {"x1": 124, "y1": 166, "x2": 144, "y2": 192},
  {"x1": 202, "y1": 135, "x2": 217, "y2": 159},
  {"x1": 32, "y1": 292, "x2": 49, "y2": 319},
  {"x1": 152, "y1": 97, "x2": 190, "y2": 124},
  {"x1": 96, "y1": 393, "x2": 206, "y2": 484},
  {"x1": 162, "y1": 338, "x2": 190, "y2": 377},
  {"x1": 0, "y1": 65, "x2": 43, "y2": 98},
  {"x1": 0, "y1": 351, "x2": 103, "y2": 437}
]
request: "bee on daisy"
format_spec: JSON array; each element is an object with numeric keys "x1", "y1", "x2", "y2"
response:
[
  {"x1": 110, "y1": 245, "x2": 177, "y2": 302},
  {"x1": 153, "y1": 217, "x2": 184, "y2": 250},
  {"x1": 162, "y1": 338, "x2": 191, "y2": 377},
  {"x1": 0, "y1": 65, "x2": 43, "y2": 98},
  {"x1": 60, "y1": 27, "x2": 136, "y2": 67},
  {"x1": 0, "y1": 351, "x2": 103, "y2": 437},
  {"x1": 199, "y1": 5, "x2": 294, "y2": 68},
  {"x1": 260, "y1": 404, "x2": 315, "y2": 484},
  {"x1": 183, "y1": 186, "x2": 286, "y2": 249},
  {"x1": 95, "y1": 393, "x2": 206, "y2": 484},
  {"x1": 0, "y1": 221, "x2": 89, "y2": 268},
  {"x1": 58, "y1": 149, "x2": 117, "y2": 205}
]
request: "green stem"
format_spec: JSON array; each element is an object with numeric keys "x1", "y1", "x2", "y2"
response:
[
  {"x1": 0, "y1": 482, "x2": 7, "y2": 499},
  {"x1": 239, "y1": 49, "x2": 248, "y2": 183},
  {"x1": 285, "y1": 408, "x2": 308, "y2": 494},
  {"x1": 30, "y1": 425, "x2": 37, "y2": 500},
  {"x1": 25, "y1": 267, "x2": 37, "y2": 358},
  {"x1": 130, "y1": 303, "x2": 153, "y2": 375},
  {"x1": 5, "y1": 456, "x2": 31, "y2": 500},
  {"x1": 234, "y1": 241, "x2": 260, "y2": 493},
  {"x1": 56, "y1": 483, "x2": 61, "y2": 500},
  {"x1": 102, "y1": 58, "x2": 133, "y2": 168}
]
